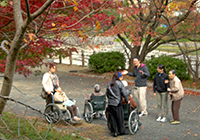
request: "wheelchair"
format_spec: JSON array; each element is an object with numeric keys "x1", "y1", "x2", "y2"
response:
[
  {"x1": 84, "y1": 94, "x2": 107, "y2": 123},
  {"x1": 44, "y1": 93, "x2": 81, "y2": 124},
  {"x1": 107, "y1": 88, "x2": 141, "y2": 135}
]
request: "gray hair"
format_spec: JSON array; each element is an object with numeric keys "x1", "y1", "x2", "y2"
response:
[{"x1": 94, "y1": 84, "x2": 101, "y2": 93}]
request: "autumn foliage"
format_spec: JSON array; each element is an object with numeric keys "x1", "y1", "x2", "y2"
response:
[{"x1": 0, "y1": 0, "x2": 114, "y2": 76}]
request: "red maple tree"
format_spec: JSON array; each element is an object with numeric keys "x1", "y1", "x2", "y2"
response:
[{"x1": 0, "y1": 0, "x2": 114, "y2": 114}]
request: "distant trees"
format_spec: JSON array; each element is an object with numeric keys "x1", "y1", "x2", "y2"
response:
[{"x1": 103, "y1": 0, "x2": 199, "y2": 71}]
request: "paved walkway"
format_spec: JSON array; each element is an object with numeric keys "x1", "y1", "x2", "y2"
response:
[{"x1": 0, "y1": 64, "x2": 200, "y2": 140}]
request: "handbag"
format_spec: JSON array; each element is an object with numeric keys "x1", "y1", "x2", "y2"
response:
[{"x1": 41, "y1": 87, "x2": 47, "y2": 99}]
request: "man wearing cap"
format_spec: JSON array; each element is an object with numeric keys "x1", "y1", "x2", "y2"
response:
[
  {"x1": 42, "y1": 63, "x2": 59, "y2": 106},
  {"x1": 122, "y1": 56, "x2": 150, "y2": 117}
]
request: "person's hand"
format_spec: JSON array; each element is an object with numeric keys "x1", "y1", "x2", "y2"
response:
[
  {"x1": 127, "y1": 100, "x2": 130, "y2": 104},
  {"x1": 165, "y1": 80, "x2": 169, "y2": 84},
  {"x1": 139, "y1": 70, "x2": 144, "y2": 75},
  {"x1": 121, "y1": 70, "x2": 128, "y2": 75},
  {"x1": 153, "y1": 93, "x2": 156, "y2": 97},
  {"x1": 167, "y1": 88, "x2": 171, "y2": 91},
  {"x1": 47, "y1": 91, "x2": 51, "y2": 95},
  {"x1": 169, "y1": 92, "x2": 172, "y2": 95}
]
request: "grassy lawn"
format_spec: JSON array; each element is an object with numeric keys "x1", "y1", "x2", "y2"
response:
[
  {"x1": 156, "y1": 45, "x2": 200, "y2": 55},
  {"x1": 0, "y1": 112, "x2": 84, "y2": 140}
]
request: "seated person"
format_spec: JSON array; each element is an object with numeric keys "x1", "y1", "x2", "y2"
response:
[
  {"x1": 121, "y1": 80, "x2": 137, "y2": 110},
  {"x1": 54, "y1": 86, "x2": 81, "y2": 121},
  {"x1": 121, "y1": 80, "x2": 142, "y2": 126},
  {"x1": 85, "y1": 84, "x2": 104, "y2": 101},
  {"x1": 83, "y1": 84, "x2": 105, "y2": 117}
]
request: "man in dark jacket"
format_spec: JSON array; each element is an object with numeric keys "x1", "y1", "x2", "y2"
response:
[{"x1": 122, "y1": 56, "x2": 150, "y2": 117}]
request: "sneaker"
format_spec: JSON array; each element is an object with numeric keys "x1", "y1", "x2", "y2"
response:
[
  {"x1": 156, "y1": 116, "x2": 162, "y2": 122},
  {"x1": 73, "y1": 117, "x2": 82, "y2": 121},
  {"x1": 139, "y1": 113, "x2": 148, "y2": 117},
  {"x1": 170, "y1": 119, "x2": 174, "y2": 122},
  {"x1": 160, "y1": 117, "x2": 167, "y2": 122},
  {"x1": 171, "y1": 121, "x2": 180, "y2": 125}
]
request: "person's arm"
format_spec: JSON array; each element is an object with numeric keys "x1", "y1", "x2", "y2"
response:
[
  {"x1": 85, "y1": 94, "x2": 91, "y2": 101},
  {"x1": 55, "y1": 74, "x2": 59, "y2": 86},
  {"x1": 127, "y1": 69, "x2": 136, "y2": 77},
  {"x1": 153, "y1": 75, "x2": 157, "y2": 97},
  {"x1": 141, "y1": 65, "x2": 150, "y2": 77},
  {"x1": 129, "y1": 95, "x2": 137, "y2": 108},
  {"x1": 153, "y1": 75, "x2": 157, "y2": 93},
  {"x1": 42, "y1": 73, "x2": 52, "y2": 94},
  {"x1": 62, "y1": 92, "x2": 69, "y2": 101},
  {"x1": 168, "y1": 78, "x2": 179, "y2": 93},
  {"x1": 170, "y1": 81, "x2": 180, "y2": 93},
  {"x1": 119, "y1": 82, "x2": 129, "y2": 103},
  {"x1": 165, "y1": 75, "x2": 170, "y2": 88}
]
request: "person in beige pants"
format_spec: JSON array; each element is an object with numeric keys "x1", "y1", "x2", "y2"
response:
[{"x1": 122, "y1": 56, "x2": 150, "y2": 117}]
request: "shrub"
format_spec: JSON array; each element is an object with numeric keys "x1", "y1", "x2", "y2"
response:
[
  {"x1": 145, "y1": 55, "x2": 189, "y2": 80},
  {"x1": 88, "y1": 51, "x2": 126, "y2": 73}
]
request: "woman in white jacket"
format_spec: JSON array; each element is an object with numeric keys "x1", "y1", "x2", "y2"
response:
[{"x1": 42, "y1": 64, "x2": 59, "y2": 105}]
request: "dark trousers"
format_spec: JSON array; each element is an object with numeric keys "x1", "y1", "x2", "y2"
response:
[
  {"x1": 46, "y1": 94, "x2": 52, "y2": 106},
  {"x1": 171, "y1": 98, "x2": 182, "y2": 121},
  {"x1": 67, "y1": 105, "x2": 77, "y2": 118},
  {"x1": 108, "y1": 104, "x2": 125, "y2": 134}
]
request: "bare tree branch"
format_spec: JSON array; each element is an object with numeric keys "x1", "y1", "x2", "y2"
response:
[
  {"x1": 0, "y1": 95, "x2": 44, "y2": 115},
  {"x1": 169, "y1": 48, "x2": 200, "y2": 57},
  {"x1": 31, "y1": 0, "x2": 55, "y2": 21},
  {"x1": 0, "y1": 20, "x2": 14, "y2": 29},
  {"x1": 162, "y1": 14, "x2": 195, "y2": 77},
  {"x1": 25, "y1": 0, "x2": 30, "y2": 19},
  {"x1": 57, "y1": 0, "x2": 109, "y2": 30},
  {"x1": 36, "y1": 5, "x2": 52, "y2": 35},
  {"x1": 0, "y1": 117, "x2": 13, "y2": 134}
]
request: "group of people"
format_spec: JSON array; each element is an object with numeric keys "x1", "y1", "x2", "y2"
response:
[
  {"x1": 106, "y1": 56, "x2": 184, "y2": 137},
  {"x1": 42, "y1": 55, "x2": 184, "y2": 137},
  {"x1": 42, "y1": 64, "x2": 82, "y2": 121}
]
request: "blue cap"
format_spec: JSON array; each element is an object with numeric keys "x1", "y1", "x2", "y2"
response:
[{"x1": 118, "y1": 72, "x2": 122, "y2": 78}]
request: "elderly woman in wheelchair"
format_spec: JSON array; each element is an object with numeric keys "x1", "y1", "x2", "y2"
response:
[
  {"x1": 83, "y1": 84, "x2": 107, "y2": 123},
  {"x1": 44, "y1": 86, "x2": 81, "y2": 124}
]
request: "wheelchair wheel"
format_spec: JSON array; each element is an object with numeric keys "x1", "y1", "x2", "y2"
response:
[
  {"x1": 128, "y1": 110, "x2": 139, "y2": 134},
  {"x1": 101, "y1": 110, "x2": 107, "y2": 121},
  {"x1": 44, "y1": 103, "x2": 61, "y2": 124},
  {"x1": 84, "y1": 102, "x2": 93, "y2": 123}
]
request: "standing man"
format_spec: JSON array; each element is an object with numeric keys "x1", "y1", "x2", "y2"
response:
[
  {"x1": 42, "y1": 63, "x2": 59, "y2": 106},
  {"x1": 122, "y1": 56, "x2": 150, "y2": 117},
  {"x1": 168, "y1": 69, "x2": 184, "y2": 125}
]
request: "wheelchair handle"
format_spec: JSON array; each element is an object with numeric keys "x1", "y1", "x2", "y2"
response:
[{"x1": 51, "y1": 92, "x2": 54, "y2": 103}]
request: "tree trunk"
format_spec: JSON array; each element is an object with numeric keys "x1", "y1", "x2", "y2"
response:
[
  {"x1": 127, "y1": 47, "x2": 139, "y2": 71},
  {"x1": 0, "y1": 34, "x2": 23, "y2": 115}
]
